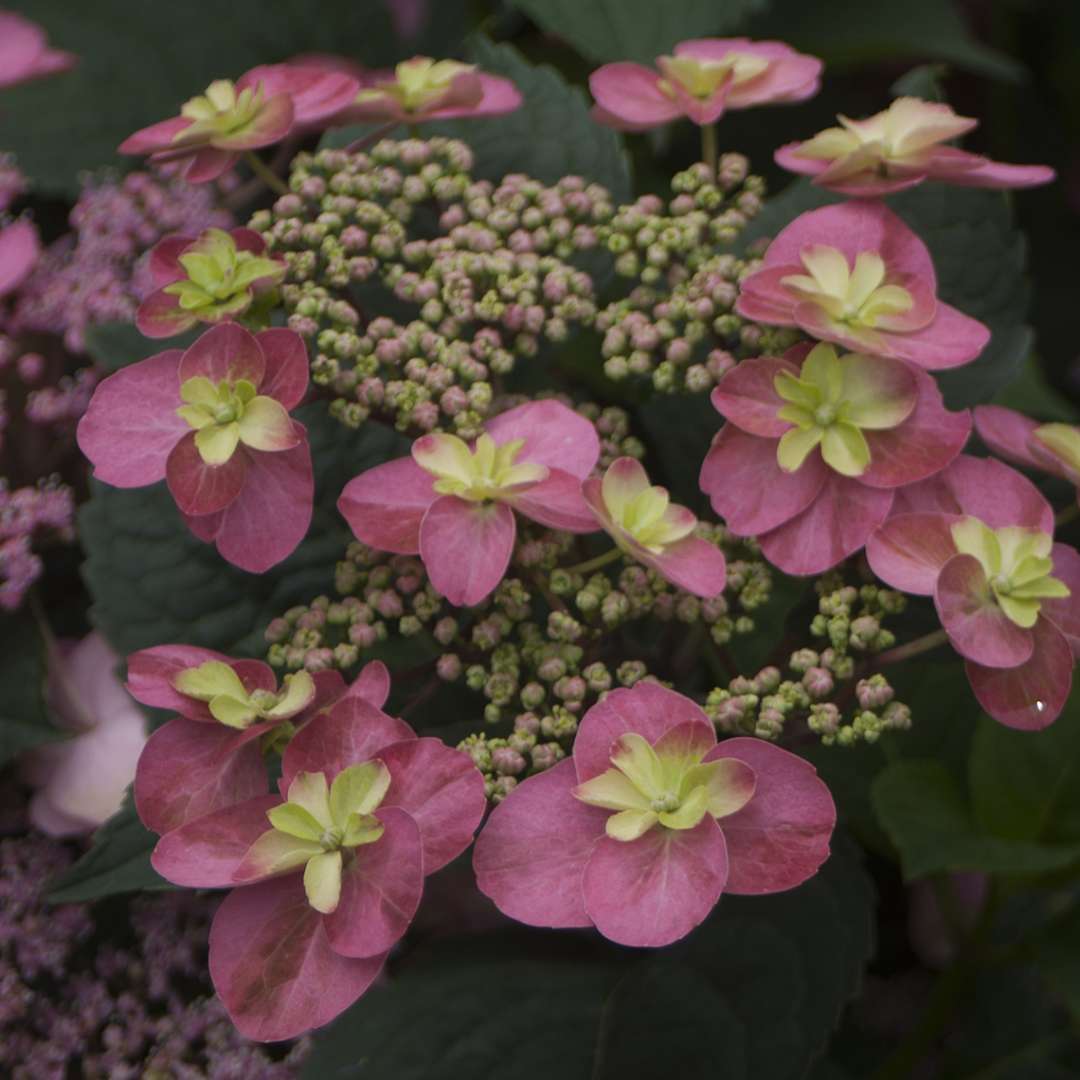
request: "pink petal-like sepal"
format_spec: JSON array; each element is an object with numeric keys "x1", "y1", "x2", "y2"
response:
[{"x1": 0, "y1": 12, "x2": 76, "y2": 90}]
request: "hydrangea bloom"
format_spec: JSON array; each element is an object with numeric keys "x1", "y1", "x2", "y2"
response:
[
  {"x1": 233, "y1": 62, "x2": 360, "y2": 131},
  {"x1": 583, "y1": 457, "x2": 727, "y2": 597},
  {"x1": 23, "y1": 634, "x2": 147, "y2": 837},
  {"x1": 0, "y1": 218, "x2": 39, "y2": 298},
  {"x1": 119, "y1": 75, "x2": 295, "y2": 183},
  {"x1": 736, "y1": 201, "x2": 989, "y2": 370},
  {"x1": 338, "y1": 400, "x2": 600, "y2": 606},
  {"x1": 77, "y1": 323, "x2": 313, "y2": 572},
  {"x1": 148, "y1": 686, "x2": 486, "y2": 1040},
  {"x1": 866, "y1": 456, "x2": 1080, "y2": 729},
  {"x1": 474, "y1": 681, "x2": 835, "y2": 947},
  {"x1": 128, "y1": 644, "x2": 371, "y2": 833},
  {"x1": 701, "y1": 342, "x2": 971, "y2": 575},
  {"x1": 589, "y1": 38, "x2": 822, "y2": 132},
  {"x1": 337, "y1": 56, "x2": 521, "y2": 125},
  {"x1": 0, "y1": 11, "x2": 75, "y2": 89},
  {"x1": 136, "y1": 227, "x2": 284, "y2": 339},
  {"x1": 974, "y1": 405, "x2": 1080, "y2": 504},
  {"x1": 775, "y1": 97, "x2": 1055, "y2": 197}
]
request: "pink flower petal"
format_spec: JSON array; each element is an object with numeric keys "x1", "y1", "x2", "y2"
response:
[
  {"x1": 865, "y1": 512, "x2": 963, "y2": 595},
  {"x1": 256, "y1": 328, "x2": 309, "y2": 410},
  {"x1": 119, "y1": 116, "x2": 194, "y2": 156},
  {"x1": 281, "y1": 696, "x2": 415, "y2": 790},
  {"x1": 342, "y1": 660, "x2": 392, "y2": 710},
  {"x1": 928, "y1": 153, "x2": 1055, "y2": 190},
  {"x1": 972, "y1": 405, "x2": 1045, "y2": 473},
  {"x1": 505, "y1": 468, "x2": 599, "y2": 532},
  {"x1": 710, "y1": 355, "x2": 797, "y2": 438},
  {"x1": 935, "y1": 553, "x2": 1034, "y2": 667},
  {"x1": 758, "y1": 475, "x2": 894, "y2": 576},
  {"x1": 151, "y1": 795, "x2": 281, "y2": 887},
  {"x1": 135, "y1": 287, "x2": 194, "y2": 338},
  {"x1": 582, "y1": 817, "x2": 728, "y2": 947},
  {"x1": 338, "y1": 457, "x2": 436, "y2": 554},
  {"x1": 237, "y1": 63, "x2": 361, "y2": 127},
  {"x1": 147, "y1": 234, "x2": 192, "y2": 286},
  {"x1": 1042, "y1": 543, "x2": 1080, "y2": 656},
  {"x1": 378, "y1": 737, "x2": 485, "y2": 872},
  {"x1": 166, "y1": 433, "x2": 249, "y2": 516},
  {"x1": 179, "y1": 323, "x2": 265, "y2": 386},
  {"x1": 419, "y1": 496, "x2": 515, "y2": 607},
  {"x1": 433, "y1": 72, "x2": 522, "y2": 119},
  {"x1": 484, "y1": 400, "x2": 600, "y2": 478},
  {"x1": 648, "y1": 535, "x2": 727, "y2": 599},
  {"x1": 861, "y1": 368, "x2": 971, "y2": 489},
  {"x1": 76, "y1": 349, "x2": 188, "y2": 488},
  {"x1": 325, "y1": 806, "x2": 423, "y2": 957},
  {"x1": 705, "y1": 737, "x2": 835, "y2": 894},
  {"x1": 574, "y1": 682, "x2": 715, "y2": 784},
  {"x1": 862, "y1": 302, "x2": 990, "y2": 371},
  {"x1": 472, "y1": 758, "x2": 607, "y2": 928},
  {"x1": 184, "y1": 508, "x2": 224, "y2": 542},
  {"x1": 211, "y1": 438, "x2": 313, "y2": 573},
  {"x1": 966, "y1": 618, "x2": 1073, "y2": 730},
  {"x1": 181, "y1": 146, "x2": 240, "y2": 184},
  {"x1": 209, "y1": 875, "x2": 386, "y2": 1042},
  {"x1": 135, "y1": 717, "x2": 271, "y2": 834},
  {"x1": 210, "y1": 94, "x2": 295, "y2": 150},
  {"x1": 588, "y1": 63, "x2": 683, "y2": 130},
  {"x1": 699, "y1": 425, "x2": 827, "y2": 536},
  {"x1": 0, "y1": 219, "x2": 39, "y2": 297}
]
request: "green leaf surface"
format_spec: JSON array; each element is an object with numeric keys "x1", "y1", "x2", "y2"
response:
[
  {"x1": 511, "y1": 0, "x2": 768, "y2": 65},
  {"x1": 83, "y1": 321, "x2": 200, "y2": 373},
  {"x1": 45, "y1": 792, "x2": 169, "y2": 903},
  {"x1": 0, "y1": 610, "x2": 64, "y2": 766},
  {"x1": 742, "y1": 179, "x2": 1033, "y2": 410},
  {"x1": 303, "y1": 936, "x2": 618, "y2": 1080},
  {"x1": 993, "y1": 355, "x2": 1080, "y2": 424},
  {"x1": 431, "y1": 37, "x2": 631, "y2": 200},
  {"x1": 80, "y1": 406, "x2": 406, "y2": 658},
  {"x1": 871, "y1": 760, "x2": 1080, "y2": 879},
  {"x1": 0, "y1": 0, "x2": 416, "y2": 195}
]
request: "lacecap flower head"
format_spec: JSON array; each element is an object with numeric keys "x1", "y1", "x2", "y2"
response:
[
  {"x1": 736, "y1": 201, "x2": 990, "y2": 371},
  {"x1": 77, "y1": 323, "x2": 313, "y2": 572},
  {"x1": 136, "y1": 227, "x2": 285, "y2": 339},
  {"x1": 775, "y1": 96, "x2": 1055, "y2": 197},
  {"x1": 338, "y1": 400, "x2": 600, "y2": 606},
  {"x1": 474, "y1": 681, "x2": 835, "y2": 947},
  {"x1": 867, "y1": 455, "x2": 1080, "y2": 729},
  {"x1": 589, "y1": 38, "x2": 821, "y2": 132},
  {"x1": 975, "y1": 405, "x2": 1080, "y2": 505},
  {"x1": 583, "y1": 457, "x2": 727, "y2": 598},
  {"x1": 702, "y1": 341, "x2": 970, "y2": 575},
  {"x1": 336, "y1": 55, "x2": 521, "y2": 124},
  {"x1": 148, "y1": 683, "x2": 486, "y2": 1040}
]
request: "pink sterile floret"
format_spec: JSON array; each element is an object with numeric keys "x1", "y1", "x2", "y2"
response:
[
  {"x1": 147, "y1": 682, "x2": 486, "y2": 1041},
  {"x1": 128, "y1": 644, "x2": 376, "y2": 834},
  {"x1": 866, "y1": 455, "x2": 1080, "y2": 730},
  {"x1": 338, "y1": 400, "x2": 601, "y2": 607},
  {"x1": 473, "y1": 681, "x2": 835, "y2": 948},
  {"x1": 775, "y1": 96, "x2": 1055, "y2": 197},
  {"x1": 736, "y1": 201, "x2": 990, "y2": 371},
  {"x1": 701, "y1": 341, "x2": 971, "y2": 576},
  {"x1": 589, "y1": 38, "x2": 821, "y2": 132},
  {"x1": 0, "y1": 11, "x2": 75, "y2": 90},
  {"x1": 76, "y1": 323, "x2": 313, "y2": 573},
  {"x1": 975, "y1": 404, "x2": 1080, "y2": 505}
]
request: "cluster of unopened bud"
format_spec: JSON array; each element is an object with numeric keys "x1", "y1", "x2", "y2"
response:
[
  {"x1": 810, "y1": 578, "x2": 906, "y2": 675},
  {"x1": 251, "y1": 139, "x2": 614, "y2": 436},
  {"x1": 594, "y1": 159, "x2": 774, "y2": 392}
]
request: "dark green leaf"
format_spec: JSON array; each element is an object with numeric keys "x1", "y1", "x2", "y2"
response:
[
  {"x1": 745, "y1": 0, "x2": 1024, "y2": 81},
  {"x1": 80, "y1": 406, "x2": 406, "y2": 658},
  {"x1": 511, "y1": 0, "x2": 768, "y2": 65},
  {"x1": 46, "y1": 792, "x2": 170, "y2": 902},
  {"x1": 302, "y1": 936, "x2": 618, "y2": 1080},
  {"x1": 431, "y1": 37, "x2": 632, "y2": 200},
  {"x1": 636, "y1": 391, "x2": 719, "y2": 510},
  {"x1": 0, "y1": 609, "x2": 65, "y2": 766},
  {"x1": 0, "y1": 0, "x2": 417, "y2": 194},
  {"x1": 871, "y1": 760, "x2": 1080, "y2": 879},
  {"x1": 993, "y1": 355, "x2": 1079, "y2": 424},
  {"x1": 83, "y1": 321, "x2": 200, "y2": 373},
  {"x1": 742, "y1": 179, "x2": 1033, "y2": 410},
  {"x1": 890, "y1": 64, "x2": 949, "y2": 102}
]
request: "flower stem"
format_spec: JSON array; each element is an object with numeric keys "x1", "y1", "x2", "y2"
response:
[
  {"x1": 564, "y1": 547, "x2": 623, "y2": 576},
  {"x1": 1055, "y1": 503, "x2": 1079, "y2": 528},
  {"x1": 701, "y1": 123, "x2": 718, "y2": 178},
  {"x1": 243, "y1": 151, "x2": 289, "y2": 197},
  {"x1": 345, "y1": 120, "x2": 401, "y2": 153},
  {"x1": 874, "y1": 627, "x2": 949, "y2": 667}
]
